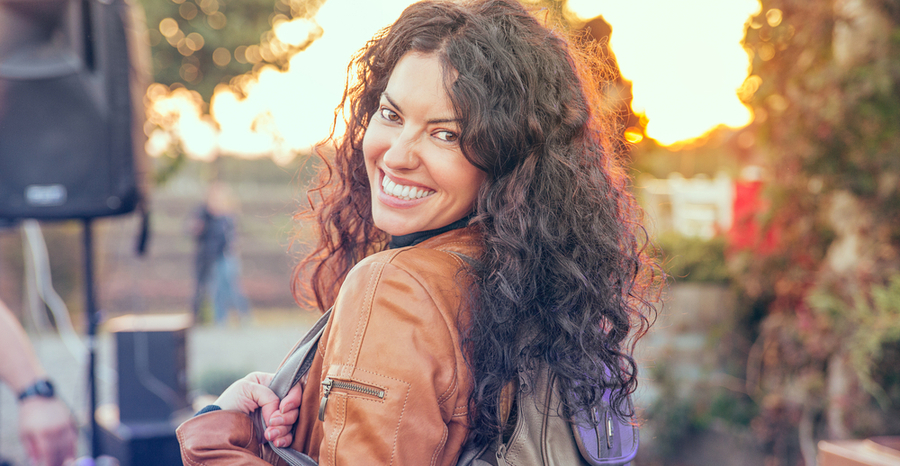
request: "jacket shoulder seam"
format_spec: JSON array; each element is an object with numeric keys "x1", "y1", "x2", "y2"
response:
[
  {"x1": 345, "y1": 259, "x2": 388, "y2": 371},
  {"x1": 374, "y1": 261, "x2": 462, "y2": 406},
  {"x1": 430, "y1": 423, "x2": 450, "y2": 466},
  {"x1": 389, "y1": 375, "x2": 412, "y2": 466}
]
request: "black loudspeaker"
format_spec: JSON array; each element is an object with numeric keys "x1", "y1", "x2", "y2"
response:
[
  {"x1": 0, "y1": 0, "x2": 148, "y2": 220},
  {"x1": 98, "y1": 421, "x2": 182, "y2": 466},
  {"x1": 99, "y1": 315, "x2": 190, "y2": 466},
  {"x1": 107, "y1": 314, "x2": 191, "y2": 423}
]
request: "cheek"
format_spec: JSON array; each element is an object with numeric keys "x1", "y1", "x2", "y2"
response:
[
  {"x1": 450, "y1": 165, "x2": 486, "y2": 205},
  {"x1": 362, "y1": 130, "x2": 375, "y2": 165},
  {"x1": 466, "y1": 172, "x2": 487, "y2": 203},
  {"x1": 362, "y1": 132, "x2": 382, "y2": 182}
]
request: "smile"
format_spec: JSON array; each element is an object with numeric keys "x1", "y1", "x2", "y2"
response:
[{"x1": 381, "y1": 175, "x2": 435, "y2": 201}]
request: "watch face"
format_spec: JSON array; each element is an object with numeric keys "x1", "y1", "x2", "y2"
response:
[{"x1": 34, "y1": 380, "x2": 54, "y2": 397}]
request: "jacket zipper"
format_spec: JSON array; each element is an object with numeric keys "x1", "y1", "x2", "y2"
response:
[{"x1": 318, "y1": 377, "x2": 385, "y2": 421}]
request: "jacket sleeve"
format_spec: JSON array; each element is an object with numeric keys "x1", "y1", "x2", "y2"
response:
[
  {"x1": 176, "y1": 410, "x2": 269, "y2": 465},
  {"x1": 316, "y1": 259, "x2": 466, "y2": 466}
]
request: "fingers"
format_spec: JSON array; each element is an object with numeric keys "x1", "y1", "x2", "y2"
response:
[
  {"x1": 263, "y1": 424, "x2": 293, "y2": 448},
  {"x1": 22, "y1": 432, "x2": 41, "y2": 466},
  {"x1": 23, "y1": 425, "x2": 77, "y2": 466},
  {"x1": 279, "y1": 381, "x2": 303, "y2": 418},
  {"x1": 215, "y1": 372, "x2": 280, "y2": 415},
  {"x1": 275, "y1": 406, "x2": 299, "y2": 428},
  {"x1": 248, "y1": 371, "x2": 274, "y2": 386},
  {"x1": 248, "y1": 372, "x2": 282, "y2": 423},
  {"x1": 19, "y1": 398, "x2": 78, "y2": 466},
  {"x1": 267, "y1": 375, "x2": 302, "y2": 448},
  {"x1": 213, "y1": 371, "x2": 299, "y2": 448}
]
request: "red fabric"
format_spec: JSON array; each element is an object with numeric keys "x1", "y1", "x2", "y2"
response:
[{"x1": 728, "y1": 180, "x2": 778, "y2": 254}]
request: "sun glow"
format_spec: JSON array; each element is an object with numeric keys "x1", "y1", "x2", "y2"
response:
[
  {"x1": 145, "y1": 0, "x2": 416, "y2": 164},
  {"x1": 145, "y1": 0, "x2": 762, "y2": 163},
  {"x1": 568, "y1": 0, "x2": 761, "y2": 146},
  {"x1": 205, "y1": 0, "x2": 419, "y2": 162}
]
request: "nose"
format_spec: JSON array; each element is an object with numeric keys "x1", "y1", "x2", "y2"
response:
[{"x1": 382, "y1": 128, "x2": 421, "y2": 171}]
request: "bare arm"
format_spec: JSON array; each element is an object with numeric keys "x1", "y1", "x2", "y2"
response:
[
  {"x1": 0, "y1": 299, "x2": 46, "y2": 393},
  {"x1": 0, "y1": 298, "x2": 77, "y2": 466}
]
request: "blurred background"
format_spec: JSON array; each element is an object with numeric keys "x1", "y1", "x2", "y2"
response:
[{"x1": 1, "y1": 0, "x2": 899, "y2": 465}]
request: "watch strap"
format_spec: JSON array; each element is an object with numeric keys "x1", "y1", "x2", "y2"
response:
[{"x1": 17, "y1": 379, "x2": 55, "y2": 401}]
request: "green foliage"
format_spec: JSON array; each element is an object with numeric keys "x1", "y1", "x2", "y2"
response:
[
  {"x1": 656, "y1": 233, "x2": 729, "y2": 284},
  {"x1": 731, "y1": 0, "x2": 900, "y2": 460},
  {"x1": 136, "y1": 0, "x2": 288, "y2": 100},
  {"x1": 644, "y1": 397, "x2": 696, "y2": 459},
  {"x1": 643, "y1": 363, "x2": 758, "y2": 460},
  {"x1": 808, "y1": 274, "x2": 900, "y2": 409},
  {"x1": 869, "y1": 340, "x2": 900, "y2": 432},
  {"x1": 707, "y1": 389, "x2": 758, "y2": 428},
  {"x1": 151, "y1": 148, "x2": 189, "y2": 185}
]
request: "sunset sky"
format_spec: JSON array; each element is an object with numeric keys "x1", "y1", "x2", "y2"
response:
[
  {"x1": 147, "y1": 0, "x2": 763, "y2": 161},
  {"x1": 568, "y1": 0, "x2": 761, "y2": 146}
]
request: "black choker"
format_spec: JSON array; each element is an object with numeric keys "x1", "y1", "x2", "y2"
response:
[{"x1": 388, "y1": 215, "x2": 473, "y2": 249}]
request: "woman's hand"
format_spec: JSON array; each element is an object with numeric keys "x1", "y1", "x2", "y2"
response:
[
  {"x1": 19, "y1": 397, "x2": 77, "y2": 466},
  {"x1": 214, "y1": 372, "x2": 303, "y2": 448}
]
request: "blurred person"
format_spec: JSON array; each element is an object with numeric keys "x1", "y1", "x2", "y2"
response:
[
  {"x1": 177, "y1": 0, "x2": 659, "y2": 464},
  {"x1": 0, "y1": 298, "x2": 77, "y2": 466},
  {"x1": 189, "y1": 191, "x2": 216, "y2": 322},
  {"x1": 191, "y1": 181, "x2": 251, "y2": 325}
]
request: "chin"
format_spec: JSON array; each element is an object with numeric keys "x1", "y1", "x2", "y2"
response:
[
  {"x1": 373, "y1": 217, "x2": 414, "y2": 237},
  {"x1": 381, "y1": 226, "x2": 417, "y2": 237}
]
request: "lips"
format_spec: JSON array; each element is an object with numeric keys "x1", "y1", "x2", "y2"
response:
[{"x1": 381, "y1": 174, "x2": 435, "y2": 201}]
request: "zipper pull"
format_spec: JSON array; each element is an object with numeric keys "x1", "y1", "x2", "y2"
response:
[
  {"x1": 319, "y1": 378, "x2": 333, "y2": 422},
  {"x1": 606, "y1": 411, "x2": 614, "y2": 448},
  {"x1": 495, "y1": 443, "x2": 509, "y2": 466}
]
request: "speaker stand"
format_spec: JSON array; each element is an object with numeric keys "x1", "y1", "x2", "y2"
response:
[{"x1": 82, "y1": 217, "x2": 100, "y2": 458}]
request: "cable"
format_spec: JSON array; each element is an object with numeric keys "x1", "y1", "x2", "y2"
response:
[
  {"x1": 22, "y1": 233, "x2": 53, "y2": 332},
  {"x1": 21, "y1": 220, "x2": 87, "y2": 364},
  {"x1": 133, "y1": 330, "x2": 184, "y2": 412}
]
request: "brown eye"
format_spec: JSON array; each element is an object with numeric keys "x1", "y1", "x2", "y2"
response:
[
  {"x1": 434, "y1": 130, "x2": 458, "y2": 142},
  {"x1": 380, "y1": 107, "x2": 400, "y2": 122}
]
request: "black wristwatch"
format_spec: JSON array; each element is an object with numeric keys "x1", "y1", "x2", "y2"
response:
[{"x1": 17, "y1": 379, "x2": 55, "y2": 402}]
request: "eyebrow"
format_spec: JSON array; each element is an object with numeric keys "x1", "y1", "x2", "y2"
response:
[{"x1": 382, "y1": 92, "x2": 460, "y2": 125}]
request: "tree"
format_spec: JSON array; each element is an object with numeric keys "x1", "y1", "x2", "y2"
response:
[
  {"x1": 736, "y1": 0, "x2": 900, "y2": 464},
  {"x1": 137, "y1": 0, "x2": 275, "y2": 100}
]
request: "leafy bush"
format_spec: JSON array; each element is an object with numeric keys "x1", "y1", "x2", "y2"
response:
[{"x1": 655, "y1": 232, "x2": 729, "y2": 284}]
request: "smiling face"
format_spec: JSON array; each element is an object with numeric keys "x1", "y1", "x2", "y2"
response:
[{"x1": 363, "y1": 52, "x2": 486, "y2": 237}]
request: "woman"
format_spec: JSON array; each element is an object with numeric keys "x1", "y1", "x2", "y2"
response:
[{"x1": 177, "y1": 0, "x2": 658, "y2": 464}]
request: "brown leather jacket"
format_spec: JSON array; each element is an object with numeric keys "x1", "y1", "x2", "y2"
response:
[{"x1": 177, "y1": 227, "x2": 481, "y2": 465}]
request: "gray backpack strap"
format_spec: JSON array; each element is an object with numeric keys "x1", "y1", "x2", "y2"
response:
[
  {"x1": 456, "y1": 439, "x2": 496, "y2": 466},
  {"x1": 455, "y1": 364, "x2": 638, "y2": 466},
  {"x1": 253, "y1": 309, "x2": 332, "y2": 466}
]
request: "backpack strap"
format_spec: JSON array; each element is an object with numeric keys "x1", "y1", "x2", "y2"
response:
[
  {"x1": 455, "y1": 365, "x2": 639, "y2": 466},
  {"x1": 253, "y1": 309, "x2": 332, "y2": 466}
]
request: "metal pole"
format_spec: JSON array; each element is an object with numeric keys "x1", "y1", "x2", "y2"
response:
[{"x1": 83, "y1": 217, "x2": 100, "y2": 458}]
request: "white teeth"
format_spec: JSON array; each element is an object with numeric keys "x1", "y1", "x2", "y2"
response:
[{"x1": 380, "y1": 175, "x2": 434, "y2": 201}]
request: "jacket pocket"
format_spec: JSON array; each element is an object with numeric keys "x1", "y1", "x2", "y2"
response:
[{"x1": 318, "y1": 377, "x2": 386, "y2": 421}]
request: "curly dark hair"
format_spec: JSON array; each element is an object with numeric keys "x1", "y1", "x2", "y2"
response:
[{"x1": 293, "y1": 0, "x2": 660, "y2": 447}]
